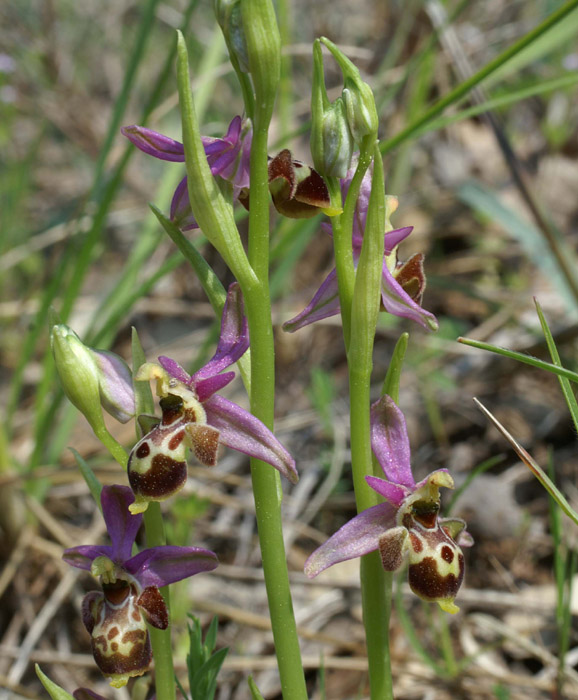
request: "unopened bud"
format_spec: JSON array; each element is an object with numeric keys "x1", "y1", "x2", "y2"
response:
[
  {"x1": 310, "y1": 41, "x2": 353, "y2": 178},
  {"x1": 51, "y1": 325, "x2": 135, "y2": 429},
  {"x1": 320, "y1": 37, "x2": 378, "y2": 145},
  {"x1": 51, "y1": 325, "x2": 105, "y2": 433},
  {"x1": 92, "y1": 350, "x2": 135, "y2": 423},
  {"x1": 240, "y1": 0, "x2": 280, "y2": 125},
  {"x1": 214, "y1": 0, "x2": 250, "y2": 73}
]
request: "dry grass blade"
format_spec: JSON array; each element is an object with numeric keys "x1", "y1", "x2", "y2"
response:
[{"x1": 473, "y1": 397, "x2": 578, "y2": 526}]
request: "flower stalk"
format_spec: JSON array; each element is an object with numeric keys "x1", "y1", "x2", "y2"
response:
[
  {"x1": 348, "y1": 143, "x2": 393, "y2": 699},
  {"x1": 330, "y1": 136, "x2": 374, "y2": 350},
  {"x1": 131, "y1": 331, "x2": 176, "y2": 700},
  {"x1": 237, "y1": 1, "x2": 307, "y2": 696}
]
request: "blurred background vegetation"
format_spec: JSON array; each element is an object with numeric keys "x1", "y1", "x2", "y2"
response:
[{"x1": 1, "y1": 0, "x2": 578, "y2": 697}]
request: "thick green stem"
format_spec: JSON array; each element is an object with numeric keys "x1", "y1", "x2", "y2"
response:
[
  {"x1": 240, "y1": 0, "x2": 306, "y2": 689},
  {"x1": 131, "y1": 330, "x2": 175, "y2": 700},
  {"x1": 143, "y1": 503, "x2": 175, "y2": 700},
  {"x1": 243, "y1": 282, "x2": 307, "y2": 699},
  {"x1": 141, "y1": 518, "x2": 174, "y2": 700},
  {"x1": 350, "y1": 367, "x2": 393, "y2": 700},
  {"x1": 347, "y1": 144, "x2": 393, "y2": 698},
  {"x1": 330, "y1": 137, "x2": 374, "y2": 351}
]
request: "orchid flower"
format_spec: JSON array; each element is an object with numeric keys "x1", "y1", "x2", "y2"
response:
[
  {"x1": 265, "y1": 149, "x2": 339, "y2": 219},
  {"x1": 127, "y1": 283, "x2": 298, "y2": 514},
  {"x1": 283, "y1": 158, "x2": 438, "y2": 332},
  {"x1": 121, "y1": 115, "x2": 252, "y2": 231},
  {"x1": 305, "y1": 396, "x2": 472, "y2": 613},
  {"x1": 63, "y1": 485, "x2": 218, "y2": 687}
]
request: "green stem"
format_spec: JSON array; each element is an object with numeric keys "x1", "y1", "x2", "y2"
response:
[
  {"x1": 276, "y1": 0, "x2": 294, "y2": 147},
  {"x1": 93, "y1": 426, "x2": 128, "y2": 468},
  {"x1": 350, "y1": 365, "x2": 393, "y2": 699},
  {"x1": 143, "y1": 503, "x2": 175, "y2": 700},
  {"x1": 132, "y1": 329, "x2": 175, "y2": 700},
  {"x1": 243, "y1": 282, "x2": 307, "y2": 699},
  {"x1": 347, "y1": 144, "x2": 393, "y2": 699},
  {"x1": 438, "y1": 610, "x2": 458, "y2": 677},
  {"x1": 240, "y1": 2, "x2": 306, "y2": 690},
  {"x1": 331, "y1": 138, "x2": 374, "y2": 350}
]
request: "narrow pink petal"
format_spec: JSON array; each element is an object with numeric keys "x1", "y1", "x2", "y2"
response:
[
  {"x1": 370, "y1": 395, "x2": 415, "y2": 488},
  {"x1": 125, "y1": 546, "x2": 218, "y2": 588},
  {"x1": 223, "y1": 115, "x2": 242, "y2": 144},
  {"x1": 62, "y1": 544, "x2": 113, "y2": 571},
  {"x1": 121, "y1": 125, "x2": 185, "y2": 162},
  {"x1": 100, "y1": 485, "x2": 142, "y2": 561},
  {"x1": 365, "y1": 476, "x2": 410, "y2": 506},
  {"x1": 195, "y1": 371, "x2": 235, "y2": 403},
  {"x1": 203, "y1": 394, "x2": 298, "y2": 484},
  {"x1": 232, "y1": 121, "x2": 252, "y2": 189},
  {"x1": 304, "y1": 502, "x2": 397, "y2": 578},
  {"x1": 157, "y1": 356, "x2": 191, "y2": 385},
  {"x1": 282, "y1": 268, "x2": 340, "y2": 333},
  {"x1": 381, "y1": 263, "x2": 438, "y2": 330},
  {"x1": 192, "y1": 283, "x2": 249, "y2": 382},
  {"x1": 384, "y1": 226, "x2": 413, "y2": 256}
]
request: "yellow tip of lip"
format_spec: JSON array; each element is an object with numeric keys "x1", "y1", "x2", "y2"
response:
[
  {"x1": 321, "y1": 205, "x2": 343, "y2": 217},
  {"x1": 128, "y1": 501, "x2": 149, "y2": 515},
  {"x1": 109, "y1": 676, "x2": 129, "y2": 688},
  {"x1": 438, "y1": 599, "x2": 459, "y2": 615}
]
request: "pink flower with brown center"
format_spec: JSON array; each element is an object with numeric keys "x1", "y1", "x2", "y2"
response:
[{"x1": 305, "y1": 395, "x2": 472, "y2": 613}]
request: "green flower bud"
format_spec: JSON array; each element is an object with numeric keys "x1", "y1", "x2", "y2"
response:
[
  {"x1": 320, "y1": 37, "x2": 378, "y2": 145},
  {"x1": 51, "y1": 325, "x2": 105, "y2": 433},
  {"x1": 241, "y1": 0, "x2": 281, "y2": 125},
  {"x1": 51, "y1": 325, "x2": 136, "y2": 431},
  {"x1": 310, "y1": 40, "x2": 353, "y2": 178},
  {"x1": 214, "y1": 0, "x2": 249, "y2": 73}
]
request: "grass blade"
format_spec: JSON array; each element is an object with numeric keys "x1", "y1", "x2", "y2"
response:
[{"x1": 473, "y1": 398, "x2": 578, "y2": 527}]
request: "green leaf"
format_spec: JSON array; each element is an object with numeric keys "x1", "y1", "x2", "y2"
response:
[
  {"x1": 534, "y1": 298, "x2": 578, "y2": 434},
  {"x1": 473, "y1": 398, "x2": 578, "y2": 527},
  {"x1": 247, "y1": 676, "x2": 266, "y2": 700},
  {"x1": 458, "y1": 336, "x2": 578, "y2": 384},
  {"x1": 131, "y1": 327, "x2": 155, "y2": 420},
  {"x1": 191, "y1": 647, "x2": 229, "y2": 700},
  {"x1": 35, "y1": 665, "x2": 75, "y2": 700},
  {"x1": 204, "y1": 616, "x2": 219, "y2": 655},
  {"x1": 69, "y1": 448, "x2": 102, "y2": 509},
  {"x1": 381, "y1": 333, "x2": 409, "y2": 404},
  {"x1": 149, "y1": 206, "x2": 227, "y2": 317}
]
